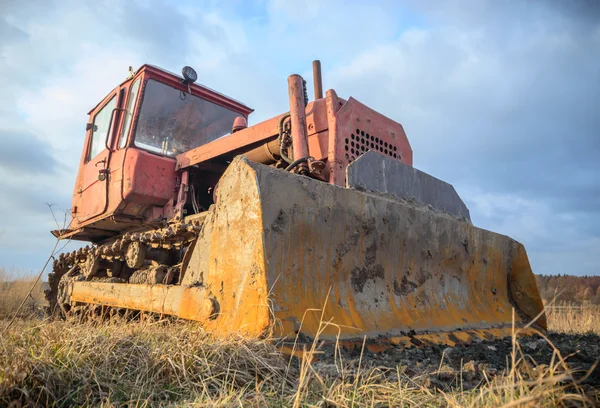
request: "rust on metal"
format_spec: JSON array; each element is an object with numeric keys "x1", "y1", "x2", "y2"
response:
[
  {"x1": 70, "y1": 282, "x2": 215, "y2": 322},
  {"x1": 51, "y1": 157, "x2": 546, "y2": 344},
  {"x1": 287, "y1": 74, "x2": 311, "y2": 174},
  {"x1": 177, "y1": 157, "x2": 545, "y2": 341},
  {"x1": 125, "y1": 242, "x2": 146, "y2": 268},
  {"x1": 47, "y1": 60, "x2": 547, "y2": 349},
  {"x1": 279, "y1": 327, "x2": 540, "y2": 357}
]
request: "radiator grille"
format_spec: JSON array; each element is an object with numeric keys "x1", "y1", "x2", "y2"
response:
[{"x1": 344, "y1": 128, "x2": 400, "y2": 163}]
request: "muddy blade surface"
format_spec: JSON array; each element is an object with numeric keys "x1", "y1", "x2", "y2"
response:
[{"x1": 180, "y1": 156, "x2": 545, "y2": 343}]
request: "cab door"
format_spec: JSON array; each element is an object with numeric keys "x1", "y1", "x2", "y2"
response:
[{"x1": 74, "y1": 93, "x2": 119, "y2": 222}]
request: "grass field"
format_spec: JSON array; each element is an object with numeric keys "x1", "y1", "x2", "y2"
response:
[
  {"x1": 545, "y1": 304, "x2": 600, "y2": 335},
  {"x1": 0, "y1": 268, "x2": 46, "y2": 319},
  {"x1": 1, "y1": 269, "x2": 599, "y2": 407}
]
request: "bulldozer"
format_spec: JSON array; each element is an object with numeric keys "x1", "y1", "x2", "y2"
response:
[{"x1": 46, "y1": 60, "x2": 546, "y2": 349}]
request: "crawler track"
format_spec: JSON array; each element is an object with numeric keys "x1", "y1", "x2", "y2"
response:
[{"x1": 45, "y1": 220, "x2": 205, "y2": 317}]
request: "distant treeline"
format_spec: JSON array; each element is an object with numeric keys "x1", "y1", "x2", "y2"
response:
[{"x1": 536, "y1": 274, "x2": 600, "y2": 305}]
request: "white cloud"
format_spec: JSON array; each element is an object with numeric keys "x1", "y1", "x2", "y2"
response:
[
  {"x1": 18, "y1": 53, "x2": 140, "y2": 153},
  {"x1": 458, "y1": 184, "x2": 600, "y2": 275},
  {"x1": 459, "y1": 186, "x2": 552, "y2": 241},
  {"x1": 0, "y1": 0, "x2": 598, "y2": 278}
]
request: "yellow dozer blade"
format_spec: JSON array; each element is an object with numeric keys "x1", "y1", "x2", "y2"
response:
[
  {"x1": 70, "y1": 154, "x2": 546, "y2": 347},
  {"x1": 189, "y1": 153, "x2": 546, "y2": 343}
]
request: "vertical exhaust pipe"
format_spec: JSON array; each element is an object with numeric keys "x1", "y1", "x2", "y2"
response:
[
  {"x1": 287, "y1": 74, "x2": 310, "y2": 175},
  {"x1": 312, "y1": 60, "x2": 323, "y2": 100}
]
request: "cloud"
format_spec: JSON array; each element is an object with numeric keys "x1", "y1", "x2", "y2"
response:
[
  {"x1": 319, "y1": 1, "x2": 600, "y2": 276},
  {"x1": 459, "y1": 186, "x2": 600, "y2": 276},
  {"x1": 0, "y1": 0, "x2": 598, "y2": 277},
  {"x1": 0, "y1": 129, "x2": 58, "y2": 174}
]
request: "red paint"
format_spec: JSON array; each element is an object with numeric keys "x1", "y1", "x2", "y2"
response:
[
  {"x1": 287, "y1": 75, "x2": 310, "y2": 173},
  {"x1": 62, "y1": 66, "x2": 413, "y2": 244},
  {"x1": 177, "y1": 92, "x2": 412, "y2": 188},
  {"x1": 65, "y1": 65, "x2": 253, "y2": 241},
  {"x1": 232, "y1": 116, "x2": 248, "y2": 132},
  {"x1": 326, "y1": 93, "x2": 412, "y2": 186},
  {"x1": 122, "y1": 149, "x2": 176, "y2": 205}
]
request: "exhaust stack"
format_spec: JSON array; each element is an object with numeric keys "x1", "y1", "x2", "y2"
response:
[{"x1": 313, "y1": 60, "x2": 323, "y2": 99}]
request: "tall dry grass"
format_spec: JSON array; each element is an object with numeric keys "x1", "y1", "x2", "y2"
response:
[
  {"x1": 545, "y1": 303, "x2": 600, "y2": 335},
  {"x1": 0, "y1": 277, "x2": 598, "y2": 406},
  {"x1": 0, "y1": 267, "x2": 46, "y2": 318},
  {"x1": 0, "y1": 315, "x2": 598, "y2": 407}
]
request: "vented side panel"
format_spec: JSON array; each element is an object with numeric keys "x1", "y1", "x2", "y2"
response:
[
  {"x1": 344, "y1": 128, "x2": 400, "y2": 163},
  {"x1": 327, "y1": 94, "x2": 412, "y2": 186}
]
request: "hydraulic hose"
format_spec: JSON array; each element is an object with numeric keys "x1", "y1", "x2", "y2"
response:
[
  {"x1": 278, "y1": 113, "x2": 293, "y2": 164},
  {"x1": 285, "y1": 156, "x2": 313, "y2": 173}
]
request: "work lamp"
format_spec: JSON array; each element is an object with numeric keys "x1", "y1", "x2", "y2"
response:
[{"x1": 182, "y1": 66, "x2": 197, "y2": 84}]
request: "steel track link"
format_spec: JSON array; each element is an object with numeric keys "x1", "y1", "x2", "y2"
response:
[{"x1": 44, "y1": 220, "x2": 203, "y2": 317}]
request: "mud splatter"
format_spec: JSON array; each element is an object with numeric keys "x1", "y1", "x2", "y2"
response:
[
  {"x1": 271, "y1": 210, "x2": 287, "y2": 233},
  {"x1": 351, "y1": 264, "x2": 385, "y2": 293},
  {"x1": 393, "y1": 276, "x2": 417, "y2": 296},
  {"x1": 361, "y1": 220, "x2": 375, "y2": 235},
  {"x1": 462, "y1": 238, "x2": 469, "y2": 254},
  {"x1": 334, "y1": 230, "x2": 360, "y2": 261},
  {"x1": 393, "y1": 271, "x2": 430, "y2": 297},
  {"x1": 365, "y1": 242, "x2": 377, "y2": 266}
]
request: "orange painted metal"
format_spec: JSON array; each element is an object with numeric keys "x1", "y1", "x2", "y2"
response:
[
  {"x1": 232, "y1": 116, "x2": 248, "y2": 132},
  {"x1": 176, "y1": 89, "x2": 412, "y2": 188},
  {"x1": 63, "y1": 64, "x2": 253, "y2": 242},
  {"x1": 62, "y1": 62, "x2": 417, "y2": 243},
  {"x1": 176, "y1": 97, "x2": 332, "y2": 172},
  {"x1": 287, "y1": 74, "x2": 310, "y2": 173},
  {"x1": 57, "y1": 63, "x2": 547, "y2": 349},
  {"x1": 65, "y1": 156, "x2": 545, "y2": 345},
  {"x1": 312, "y1": 60, "x2": 323, "y2": 100},
  {"x1": 180, "y1": 162, "x2": 272, "y2": 337},
  {"x1": 61, "y1": 62, "x2": 415, "y2": 245},
  {"x1": 175, "y1": 114, "x2": 285, "y2": 170},
  {"x1": 121, "y1": 149, "x2": 176, "y2": 206},
  {"x1": 70, "y1": 281, "x2": 215, "y2": 321},
  {"x1": 168, "y1": 157, "x2": 546, "y2": 341},
  {"x1": 72, "y1": 87, "x2": 124, "y2": 223},
  {"x1": 326, "y1": 89, "x2": 412, "y2": 186}
]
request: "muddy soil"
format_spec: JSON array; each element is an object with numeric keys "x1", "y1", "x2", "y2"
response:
[{"x1": 310, "y1": 333, "x2": 600, "y2": 393}]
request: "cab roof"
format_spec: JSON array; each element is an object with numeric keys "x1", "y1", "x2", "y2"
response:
[{"x1": 88, "y1": 64, "x2": 254, "y2": 116}]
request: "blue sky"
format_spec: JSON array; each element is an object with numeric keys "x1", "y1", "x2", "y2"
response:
[{"x1": 0, "y1": 0, "x2": 598, "y2": 276}]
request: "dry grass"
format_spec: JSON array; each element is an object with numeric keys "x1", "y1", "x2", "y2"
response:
[
  {"x1": 0, "y1": 315, "x2": 597, "y2": 407},
  {"x1": 0, "y1": 267, "x2": 46, "y2": 319},
  {"x1": 546, "y1": 303, "x2": 600, "y2": 335},
  {"x1": 0, "y1": 277, "x2": 598, "y2": 407}
]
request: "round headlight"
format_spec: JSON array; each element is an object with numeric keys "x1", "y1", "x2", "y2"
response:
[{"x1": 182, "y1": 66, "x2": 197, "y2": 83}]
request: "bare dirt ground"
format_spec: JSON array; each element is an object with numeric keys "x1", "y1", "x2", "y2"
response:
[
  {"x1": 1, "y1": 317, "x2": 599, "y2": 407},
  {"x1": 1, "y1": 268, "x2": 599, "y2": 408},
  {"x1": 313, "y1": 332, "x2": 600, "y2": 393}
]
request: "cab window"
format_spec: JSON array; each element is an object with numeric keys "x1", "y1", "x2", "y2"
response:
[
  {"x1": 87, "y1": 96, "x2": 117, "y2": 161},
  {"x1": 134, "y1": 79, "x2": 239, "y2": 156},
  {"x1": 119, "y1": 79, "x2": 141, "y2": 148}
]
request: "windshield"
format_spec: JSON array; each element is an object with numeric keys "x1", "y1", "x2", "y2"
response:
[{"x1": 134, "y1": 79, "x2": 241, "y2": 156}]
